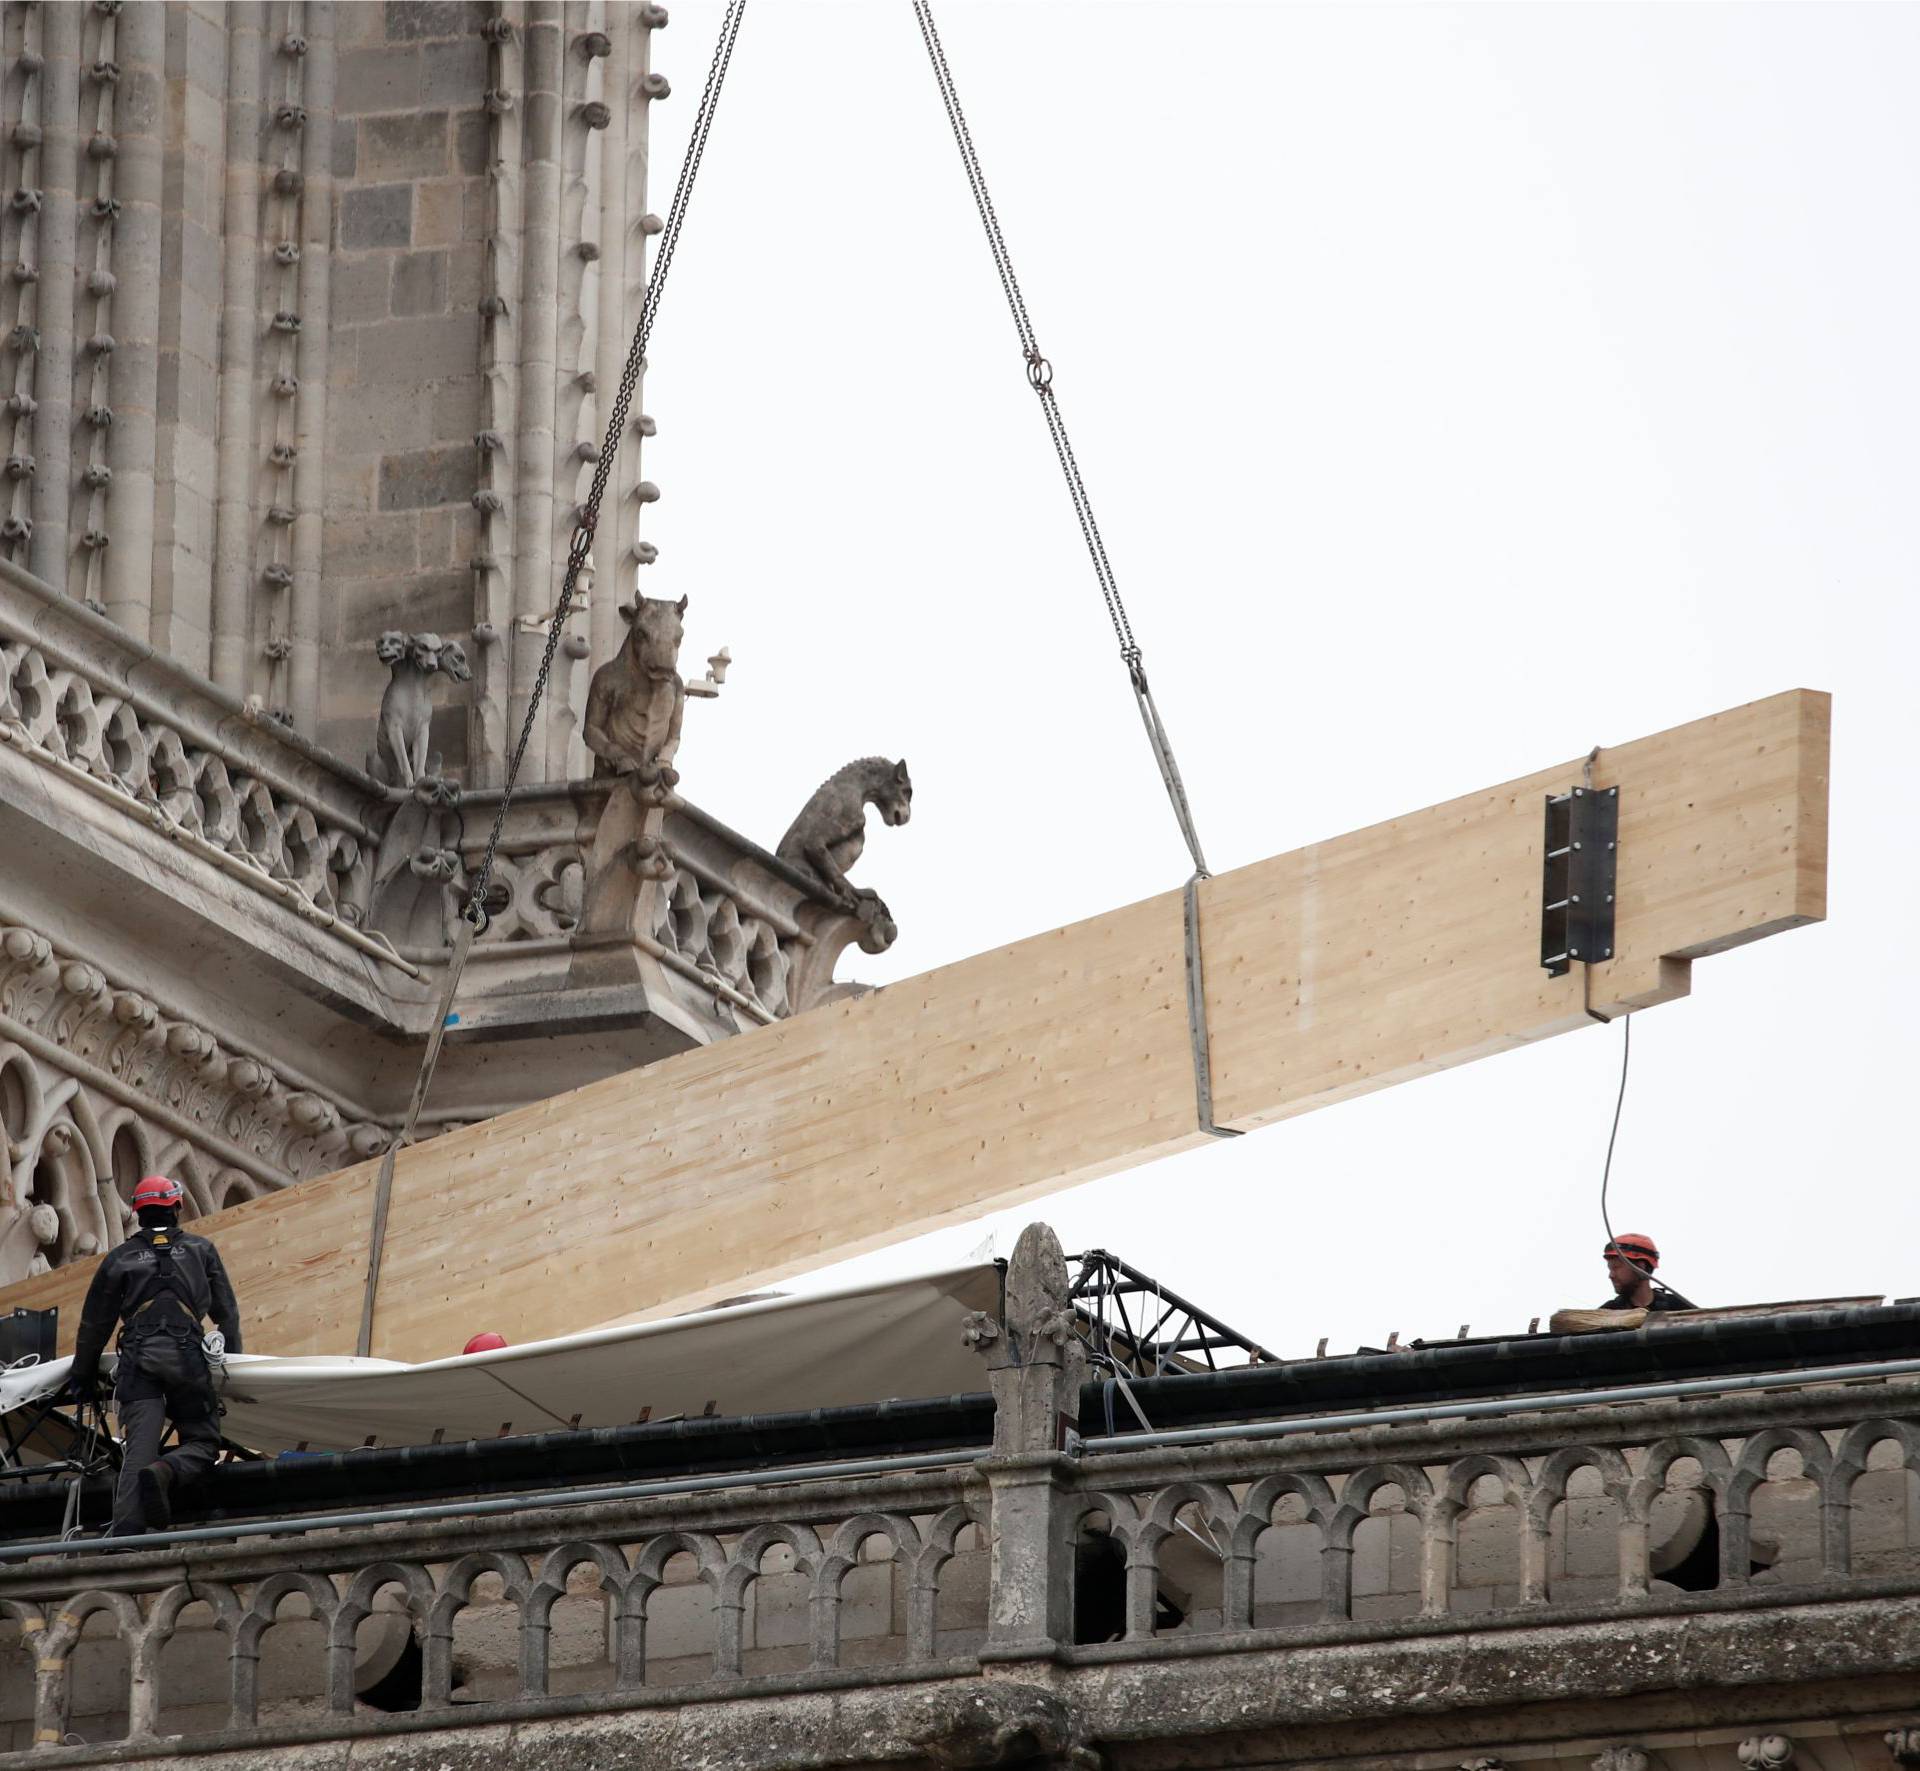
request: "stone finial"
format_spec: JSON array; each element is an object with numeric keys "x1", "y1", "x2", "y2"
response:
[
  {"x1": 1738, "y1": 1740, "x2": 1795, "y2": 1771},
  {"x1": 975, "y1": 1223, "x2": 1086, "y2": 1458}
]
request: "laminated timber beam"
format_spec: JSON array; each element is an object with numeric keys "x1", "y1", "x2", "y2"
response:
[{"x1": 4, "y1": 690, "x2": 1829, "y2": 1361}]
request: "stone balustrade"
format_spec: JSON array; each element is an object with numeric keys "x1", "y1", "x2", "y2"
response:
[
  {"x1": 0, "y1": 557, "x2": 384, "y2": 946},
  {"x1": 0, "y1": 1467, "x2": 991, "y2": 1756},
  {"x1": 0, "y1": 1347, "x2": 1913, "y2": 1762}
]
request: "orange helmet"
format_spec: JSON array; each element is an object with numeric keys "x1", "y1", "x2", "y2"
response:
[
  {"x1": 1604, "y1": 1232, "x2": 1659, "y2": 1269},
  {"x1": 462, "y1": 1332, "x2": 508, "y2": 1355},
  {"x1": 131, "y1": 1174, "x2": 185, "y2": 1212}
]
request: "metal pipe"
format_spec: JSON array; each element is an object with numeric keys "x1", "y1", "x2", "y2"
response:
[
  {"x1": 209, "y1": 1, "x2": 264, "y2": 697},
  {"x1": 0, "y1": 1446, "x2": 987, "y2": 1562},
  {"x1": 1078, "y1": 1357, "x2": 1920, "y2": 1456}
]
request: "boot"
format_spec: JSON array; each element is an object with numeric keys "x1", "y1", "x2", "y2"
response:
[{"x1": 137, "y1": 1463, "x2": 174, "y2": 1532}]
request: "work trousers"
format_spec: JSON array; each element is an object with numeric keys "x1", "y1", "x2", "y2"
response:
[{"x1": 109, "y1": 1337, "x2": 220, "y2": 1536}]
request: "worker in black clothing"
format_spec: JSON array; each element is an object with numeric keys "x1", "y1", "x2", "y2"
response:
[
  {"x1": 1600, "y1": 1232, "x2": 1696, "y2": 1313},
  {"x1": 64, "y1": 1174, "x2": 242, "y2": 1537}
]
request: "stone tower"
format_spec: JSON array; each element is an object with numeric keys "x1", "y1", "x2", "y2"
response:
[
  {"x1": 0, "y1": 1, "x2": 905, "y2": 1282},
  {"x1": 0, "y1": 0, "x2": 669, "y2": 780}
]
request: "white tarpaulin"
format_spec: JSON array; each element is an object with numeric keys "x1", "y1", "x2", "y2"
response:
[{"x1": 0, "y1": 1264, "x2": 1001, "y2": 1458}]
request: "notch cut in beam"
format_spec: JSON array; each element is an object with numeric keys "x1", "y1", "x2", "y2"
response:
[{"x1": 2, "y1": 690, "x2": 1828, "y2": 1362}]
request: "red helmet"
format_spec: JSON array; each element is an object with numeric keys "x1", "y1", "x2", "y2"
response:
[
  {"x1": 1604, "y1": 1232, "x2": 1659, "y2": 1270},
  {"x1": 462, "y1": 1332, "x2": 508, "y2": 1355},
  {"x1": 131, "y1": 1174, "x2": 185, "y2": 1212}
]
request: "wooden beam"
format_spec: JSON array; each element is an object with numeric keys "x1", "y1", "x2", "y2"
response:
[{"x1": 4, "y1": 690, "x2": 1828, "y2": 1362}]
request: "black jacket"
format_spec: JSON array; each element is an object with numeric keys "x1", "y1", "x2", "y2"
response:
[
  {"x1": 70, "y1": 1228, "x2": 243, "y2": 1387},
  {"x1": 1599, "y1": 1287, "x2": 1696, "y2": 1313}
]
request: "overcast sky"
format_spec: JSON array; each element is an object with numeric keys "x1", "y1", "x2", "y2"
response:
[{"x1": 632, "y1": 1, "x2": 1918, "y2": 1357}]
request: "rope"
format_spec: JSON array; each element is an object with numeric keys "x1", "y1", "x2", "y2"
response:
[
  {"x1": 911, "y1": 0, "x2": 1233, "y2": 1129},
  {"x1": 354, "y1": 1, "x2": 750, "y2": 1358}
]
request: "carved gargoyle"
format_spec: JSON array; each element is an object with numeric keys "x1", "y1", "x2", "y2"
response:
[
  {"x1": 584, "y1": 594, "x2": 686, "y2": 788},
  {"x1": 368, "y1": 631, "x2": 471, "y2": 792},
  {"x1": 776, "y1": 757, "x2": 911, "y2": 948}
]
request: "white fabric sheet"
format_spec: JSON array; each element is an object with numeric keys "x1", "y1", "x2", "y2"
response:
[
  {"x1": 211, "y1": 1263, "x2": 1000, "y2": 1454},
  {"x1": 0, "y1": 1265, "x2": 1000, "y2": 1458}
]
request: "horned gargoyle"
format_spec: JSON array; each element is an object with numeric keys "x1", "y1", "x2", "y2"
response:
[
  {"x1": 777, "y1": 757, "x2": 912, "y2": 950},
  {"x1": 584, "y1": 594, "x2": 688, "y2": 789},
  {"x1": 367, "y1": 630, "x2": 471, "y2": 795}
]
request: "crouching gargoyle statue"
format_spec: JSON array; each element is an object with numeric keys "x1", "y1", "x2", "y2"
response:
[{"x1": 777, "y1": 757, "x2": 913, "y2": 950}]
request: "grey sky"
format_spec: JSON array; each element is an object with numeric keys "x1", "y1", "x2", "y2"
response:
[{"x1": 633, "y1": 1, "x2": 1918, "y2": 1354}]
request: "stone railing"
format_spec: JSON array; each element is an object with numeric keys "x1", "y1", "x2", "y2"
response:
[
  {"x1": 1, "y1": 1244, "x2": 1917, "y2": 1765},
  {"x1": 1063, "y1": 1390, "x2": 1920, "y2": 1640},
  {"x1": 0, "y1": 558, "x2": 387, "y2": 953},
  {"x1": 0, "y1": 1467, "x2": 989, "y2": 1756}
]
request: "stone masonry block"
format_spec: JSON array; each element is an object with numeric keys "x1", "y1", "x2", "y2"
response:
[
  {"x1": 333, "y1": 126, "x2": 359, "y2": 180},
  {"x1": 380, "y1": 445, "x2": 475, "y2": 511},
  {"x1": 448, "y1": 240, "x2": 484, "y2": 308},
  {"x1": 362, "y1": 110, "x2": 451, "y2": 181},
  {"x1": 320, "y1": 507, "x2": 418, "y2": 576},
  {"x1": 456, "y1": 107, "x2": 491, "y2": 177},
  {"x1": 338, "y1": 44, "x2": 423, "y2": 114},
  {"x1": 431, "y1": 375, "x2": 483, "y2": 440},
  {"x1": 358, "y1": 311, "x2": 482, "y2": 385},
  {"x1": 342, "y1": 184, "x2": 414, "y2": 251},
  {"x1": 415, "y1": 178, "x2": 469, "y2": 248},
  {"x1": 335, "y1": 375, "x2": 434, "y2": 454},
  {"x1": 416, "y1": 508, "x2": 459, "y2": 571},
  {"x1": 424, "y1": 34, "x2": 490, "y2": 105},
  {"x1": 332, "y1": 253, "x2": 393, "y2": 325},
  {"x1": 392, "y1": 249, "x2": 450, "y2": 317},
  {"x1": 387, "y1": 1, "x2": 489, "y2": 40}
]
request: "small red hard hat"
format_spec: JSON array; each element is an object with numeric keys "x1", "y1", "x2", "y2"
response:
[
  {"x1": 462, "y1": 1332, "x2": 508, "y2": 1355},
  {"x1": 131, "y1": 1174, "x2": 185, "y2": 1211},
  {"x1": 1604, "y1": 1232, "x2": 1659, "y2": 1268}
]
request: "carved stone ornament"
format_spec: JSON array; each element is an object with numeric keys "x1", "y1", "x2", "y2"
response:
[
  {"x1": 775, "y1": 756, "x2": 911, "y2": 955},
  {"x1": 1739, "y1": 1739, "x2": 1795, "y2": 1771},
  {"x1": 906, "y1": 1680, "x2": 1097, "y2": 1770},
  {"x1": 584, "y1": 595, "x2": 688, "y2": 789},
  {"x1": 0, "y1": 921, "x2": 383, "y2": 1271},
  {"x1": 1592, "y1": 1747, "x2": 1651, "y2": 1771},
  {"x1": 1885, "y1": 1728, "x2": 1920, "y2": 1767},
  {"x1": 367, "y1": 631, "x2": 472, "y2": 791}
]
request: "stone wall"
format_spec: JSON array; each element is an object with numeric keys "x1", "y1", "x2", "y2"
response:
[{"x1": 0, "y1": 1, "x2": 670, "y2": 786}]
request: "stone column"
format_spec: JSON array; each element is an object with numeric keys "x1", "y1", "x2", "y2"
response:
[
  {"x1": 101, "y1": 0, "x2": 164, "y2": 640},
  {"x1": 28, "y1": 0, "x2": 80, "y2": 589},
  {"x1": 508, "y1": 1, "x2": 562, "y2": 763},
  {"x1": 288, "y1": 0, "x2": 335, "y2": 735},
  {"x1": 968, "y1": 1221, "x2": 1086, "y2": 1663},
  {"x1": 209, "y1": 1, "x2": 264, "y2": 697}
]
